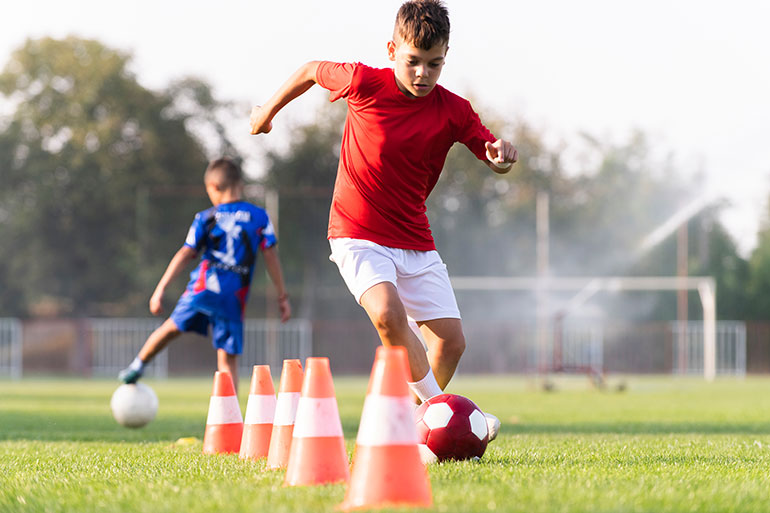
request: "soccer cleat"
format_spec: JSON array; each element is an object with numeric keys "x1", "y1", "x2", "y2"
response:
[
  {"x1": 118, "y1": 365, "x2": 143, "y2": 384},
  {"x1": 484, "y1": 412, "x2": 501, "y2": 442}
]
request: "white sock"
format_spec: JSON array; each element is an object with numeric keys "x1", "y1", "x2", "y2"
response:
[
  {"x1": 407, "y1": 369, "x2": 443, "y2": 402},
  {"x1": 129, "y1": 357, "x2": 145, "y2": 372}
]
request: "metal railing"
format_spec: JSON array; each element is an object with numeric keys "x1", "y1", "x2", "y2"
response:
[
  {"x1": 88, "y1": 318, "x2": 312, "y2": 378},
  {"x1": 240, "y1": 319, "x2": 313, "y2": 377},
  {"x1": 1, "y1": 316, "x2": 750, "y2": 377},
  {"x1": 90, "y1": 318, "x2": 167, "y2": 378},
  {"x1": 0, "y1": 318, "x2": 22, "y2": 379},
  {"x1": 671, "y1": 321, "x2": 746, "y2": 376},
  {"x1": 456, "y1": 319, "x2": 747, "y2": 377}
]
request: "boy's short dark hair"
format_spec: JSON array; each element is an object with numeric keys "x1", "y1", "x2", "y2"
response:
[
  {"x1": 394, "y1": 0, "x2": 450, "y2": 50},
  {"x1": 205, "y1": 157, "x2": 243, "y2": 190}
]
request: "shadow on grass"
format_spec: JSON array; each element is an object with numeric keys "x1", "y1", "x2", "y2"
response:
[
  {"x1": 507, "y1": 422, "x2": 770, "y2": 435},
  {"x1": 0, "y1": 411, "x2": 205, "y2": 442},
  {"x1": 0, "y1": 411, "x2": 363, "y2": 443},
  {"x1": 5, "y1": 411, "x2": 770, "y2": 443}
]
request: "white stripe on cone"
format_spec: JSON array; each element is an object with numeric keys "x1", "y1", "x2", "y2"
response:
[
  {"x1": 356, "y1": 395, "x2": 418, "y2": 446},
  {"x1": 206, "y1": 396, "x2": 243, "y2": 425},
  {"x1": 273, "y1": 392, "x2": 301, "y2": 426},
  {"x1": 292, "y1": 397, "x2": 343, "y2": 438},
  {"x1": 243, "y1": 394, "x2": 276, "y2": 425}
]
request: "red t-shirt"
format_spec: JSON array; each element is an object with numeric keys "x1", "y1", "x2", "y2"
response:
[{"x1": 316, "y1": 61, "x2": 496, "y2": 251}]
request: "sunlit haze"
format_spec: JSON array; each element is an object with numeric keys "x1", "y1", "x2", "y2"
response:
[{"x1": 2, "y1": 0, "x2": 768, "y2": 254}]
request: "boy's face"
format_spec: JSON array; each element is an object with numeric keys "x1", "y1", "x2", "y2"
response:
[{"x1": 387, "y1": 37, "x2": 447, "y2": 98}]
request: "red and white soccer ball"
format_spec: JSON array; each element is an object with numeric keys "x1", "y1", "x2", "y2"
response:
[{"x1": 415, "y1": 393, "x2": 489, "y2": 462}]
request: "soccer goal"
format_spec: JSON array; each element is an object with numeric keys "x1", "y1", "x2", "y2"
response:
[
  {"x1": 0, "y1": 317, "x2": 22, "y2": 379},
  {"x1": 452, "y1": 275, "x2": 719, "y2": 380}
]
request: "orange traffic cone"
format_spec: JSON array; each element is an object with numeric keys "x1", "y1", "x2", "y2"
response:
[
  {"x1": 284, "y1": 357, "x2": 350, "y2": 486},
  {"x1": 266, "y1": 359, "x2": 304, "y2": 469},
  {"x1": 202, "y1": 371, "x2": 244, "y2": 454},
  {"x1": 339, "y1": 346, "x2": 432, "y2": 510},
  {"x1": 239, "y1": 365, "x2": 276, "y2": 460}
]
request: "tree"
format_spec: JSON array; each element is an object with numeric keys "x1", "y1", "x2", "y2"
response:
[
  {"x1": 258, "y1": 99, "x2": 752, "y2": 324},
  {"x1": 0, "y1": 37, "x2": 232, "y2": 316},
  {"x1": 259, "y1": 102, "x2": 347, "y2": 319},
  {"x1": 432, "y1": 121, "x2": 750, "y2": 322},
  {"x1": 428, "y1": 117, "x2": 565, "y2": 277},
  {"x1": 747, "y1": 206, "x2": 770, "y2": 319}
]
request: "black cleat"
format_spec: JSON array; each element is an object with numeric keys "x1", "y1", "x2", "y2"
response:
[{"x1": 118, "y1": 366, "x2": 143, "y2": 384}]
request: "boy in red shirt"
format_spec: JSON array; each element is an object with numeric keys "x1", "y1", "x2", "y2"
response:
[{"x1": 249, "y1": 0, "x2": 516, "y2": 440}]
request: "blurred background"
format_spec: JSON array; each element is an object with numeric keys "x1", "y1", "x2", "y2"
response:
[{"x1": 1, "y1": 1, "x2": 769, "y2": 380}]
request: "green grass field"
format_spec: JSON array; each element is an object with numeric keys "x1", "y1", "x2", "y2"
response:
[{"x1": 2, "y1": 375, "x2": 770, "y2": 512}]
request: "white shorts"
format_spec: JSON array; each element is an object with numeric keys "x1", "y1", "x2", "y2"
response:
[{"x1": 328, "y1": 237, "x2": 461, "y2": 323}]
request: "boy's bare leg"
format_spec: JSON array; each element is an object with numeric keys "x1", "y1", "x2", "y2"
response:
[
  {"x1": 138, "y1": 319, "x2": 182, "y2": 362},
  {"x1": 119, "y1": 319, "x2": 181, "y2": 383},
  {"x1": 419, "y1": 317, "x2": 500, "y2": 441},
  {"x1": 417, "y1": 318, "x2": 466, "y2": 390},
  {"x1": 217, "y1": 349, "x2": 239, "y2": 395},
  {"x1": 359, "y1": 282, "x2": 431, "y2": 381}
]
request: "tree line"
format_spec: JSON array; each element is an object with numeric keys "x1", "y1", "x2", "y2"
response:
[{"x1": 0, "y1": 37, "x2": 767, "y2": 321}]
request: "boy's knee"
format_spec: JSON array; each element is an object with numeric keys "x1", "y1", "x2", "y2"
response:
[
  {"x1": 217, "y1": 350, "x2": 237, "y2": 367},
  {"x1": 450, "y1": 334, "x2": 466, "y2": 358},
  {"x1": 437, "y1": 334, "x2": 466, "y2": 360},
  {"x1": 369, "y1": 306, "x2": 408, "y2": 337}
]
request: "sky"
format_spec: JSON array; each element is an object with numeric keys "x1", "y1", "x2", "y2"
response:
[{"x1": 2, "y1": 0, "x2": 769, "y2": 256}]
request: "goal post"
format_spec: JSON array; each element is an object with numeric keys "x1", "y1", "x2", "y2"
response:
[{"x1": 451, "y1": 275, "x2": 717, "y2": 381}]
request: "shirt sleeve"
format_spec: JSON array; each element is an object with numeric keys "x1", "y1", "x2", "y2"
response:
[
  {"x1": 259, "y1": 216, "x2": 277, "y2": 250},
  {"x1": 316, "y1": 61, "x2": 357, "y2": 102},
  {"x1": 456, "y1": 101, "x2": 497, "y2": 162},
  {"x1": 183, "y1": 212, "x2": 208, "y2": 252}
]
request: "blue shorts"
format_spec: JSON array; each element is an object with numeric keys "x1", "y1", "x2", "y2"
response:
[{"x1": 169, "y1": 299, "x2": 243, "y2": 355}]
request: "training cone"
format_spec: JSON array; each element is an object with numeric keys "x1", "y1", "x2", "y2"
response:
[
  {"x1": 239, "y1": 365, "x2": 276, "y2": 460},
  {"x1": 339, "y1": 346, "x2": 432, "y2": 510},
  {"x1": 284, "y1": 357, "x2": 350, "y2": 486},
  {"x1": 266, "y1": 359, "x2": 304, "y2": 469},
  {"x1": 202, "y1": 371, "x2": 244, "y2": 454}
]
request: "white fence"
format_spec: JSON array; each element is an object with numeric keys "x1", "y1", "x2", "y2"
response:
[
  {"x1": 518, "y1": 323, "x2": 604, "y2": 375},
  {"x1": 0, "y1": 318, "x2": 23, "y2": 379},
  {"x1": 90, "y1": 318, "x2": 167, "y2": 378},
  {"x1": 491, "y1": 320, "x2": 747, "y2": 377},
  {"x1": 0, "y1": 317, "x2": 749, "y2": 377},
  {"x1": 557, "y1": 323, "x2": 604, "y2": 374},
  {"x1": 671, "y1": 321, "x2": 746, "y2": 376},
  {"x1": 240, "y1": 319, "x2": 313, "y2": 377},
  {"x1": 89, "y1": 318, "x2": 312, "y2": 378}
]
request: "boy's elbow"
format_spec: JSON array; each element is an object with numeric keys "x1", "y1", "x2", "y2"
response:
[
  {"x1": 303, "y1": 61, "x2": 321, "y2": 83},
  {"x1": 261, "y1": 245, "x2": 278, "y2": 259}
]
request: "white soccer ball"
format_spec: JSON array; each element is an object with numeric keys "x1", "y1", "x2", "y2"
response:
[{"x1": 110, "y1": 383, "x2": 159, "y2": 428}]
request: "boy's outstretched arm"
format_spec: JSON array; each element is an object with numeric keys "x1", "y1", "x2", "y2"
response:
[
  {"x1": 485, "y1": 139, "x2": 518, "y2": 174},
  {"x1": 250, "y1": 61, "x2": 321, "y2": 135},
  {"x1": 149, "y1": 246, "x2": 197, "y2": 316},
  {"x1": 262, "y1": 246, "x2": 291, "y2": 322}
]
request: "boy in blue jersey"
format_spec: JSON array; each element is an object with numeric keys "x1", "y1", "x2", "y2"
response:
[{"x1": 119, "y1": 158, "x2": 290, "y2": 391}]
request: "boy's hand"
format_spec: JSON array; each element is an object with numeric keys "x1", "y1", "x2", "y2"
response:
[
  {"x1": 485, "y1": 139, "x2": 518, "y2": 170},
  {"x1": 249, "y1": 105, "x2": 273, "y2": 135},
  {"x1": 278, "y1": 295, "x2": 291, "y2": 323},
  {"x1": 149, "y1": 290, "x2": 164, "y2": 316}
]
